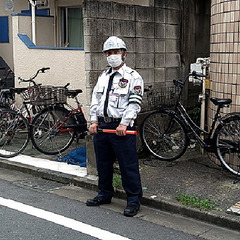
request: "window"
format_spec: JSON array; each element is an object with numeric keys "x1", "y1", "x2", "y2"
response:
[
  {"x1": 60, "y1": 7, "x2": 84, "y2": 48},
  {"x1": 0, "y1": 16, "x2": 9, "y2": 43}
]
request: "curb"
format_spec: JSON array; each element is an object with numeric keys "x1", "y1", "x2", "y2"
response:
[{"x1": 0, "y1": 158, "x2": 239, "y2": 232}]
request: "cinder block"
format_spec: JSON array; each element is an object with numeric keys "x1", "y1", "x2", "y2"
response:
[
  {"x1": 83, "y1": 0, "x2": 113, "y2": 18},
  {"x1": 166, "y1": 9, "x2": 181, "y2": 24},
  {"x1": 84, "y1": 35, "x2": 108, "y2": 52},
  {"x1": 154, "y1": 0, "x2": 181, "y2": 9},
  {"x1": 125, "y1": 53, "x2": 136, "y2": 68},
  {"x1": 85, "y1": 70, "x2": 102, "y2": 87},
  {"x1": 113, "y1": 3, "x2": 135, "y2": 21},
  {"x1": 154, "y1": 68, "x2": 166, "y2": 82},
  {"x1": 155, "y1": 53, "x2": 166, "y2": 67},
  {"x1": 136, "y1": 6, "x2": 154, "y2": 22},
  {"x1": 155, "y1": 8, "x2": 166, "y2": 23},
  {"x1": 155, "y1": 23, "x2": 166, "y2": 38},
  {"x1": 113, "y1": 20, "x2": 136, "y2": 37},
  {"x1": 123, "y1": 37, "x2": 136, "y2": 53},
  {"x1": 83, "y1": 0, "x2": 98, "y2": 18},
  {"x1": 136, "y1": 53, "x2": 155, "y2": 68},
  {"x1": 155, "y1": 39, "x2": 166, "y2": 52},
  {"x1": 165, "y1": 67, "x2": 180, "y2": 81},
  {"x1": 136, "y1": 38, "x2": 155, "y2": 53},
  {"x1": 136, "y1": 22, "x2": 155, "y2": 38},
  {"x1": 166, "y1": 39, "x2": 180, "y2": 52},
  {"x1": 85, "y1": 53, "x2": 107, "y2": 71},
  {"x1": 166, "y1": 53, "x2": 180, "y2": 67},
  {"x1": 164, "y1": 0, "x2": 181, "y2": 10},
  {"x1": 83, "y1": 18, "x2": 113, "y2": 38},
  {"x1": 166, "y1": 24, "x2": 180, "y2": 39},
  {"x1": 86, "y1": 134, "x2": 98, "y2": 176},
  {"x1": 137, "y1": 69, "x2": 155, "y2": 84},
  {"x1": 97, "y1": 0, "x2": 113, "y2": 18}
]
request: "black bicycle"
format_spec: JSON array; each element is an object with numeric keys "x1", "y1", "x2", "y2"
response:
[{"x1": 141, "y1": 71, "x2": 240, "y2": 176}]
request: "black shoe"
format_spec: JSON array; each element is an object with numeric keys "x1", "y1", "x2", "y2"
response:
[
  {"x1": 86, "y1": 196, "x2": 111, "y2": 206},
  {"x1": 124, "y1": 205, "x2": 140, "y2": 217}
]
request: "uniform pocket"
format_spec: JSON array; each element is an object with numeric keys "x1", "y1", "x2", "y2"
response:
[
  {"x1": 109, "y1": 94, "x2": 119, "y2": 108},
  {"x1": 113, "y1": 88, "x2": 129, "y2": 109},
  {"x1": 96, "y1": 87, "x2": 104, "y2": 101}
]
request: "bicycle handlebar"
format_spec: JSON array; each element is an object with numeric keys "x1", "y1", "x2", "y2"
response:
[
  {"x1": 18, "y1": 67, "x2": 50, "y2": 86},
  {"x1": 173, "y1": 71, "x2": 207, "y2": 88}
]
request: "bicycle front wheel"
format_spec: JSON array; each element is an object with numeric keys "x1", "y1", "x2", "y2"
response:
[
  {"x1": 30, "y1": 106, "x2": 75, "y2": 155},
  {"x1": 215, "y1": 115, "x2": 240, "y2": 176},
  {"x1": 141, "y1": 110, "x2": 188, "y2": 161},
  {"x1": 0, "y1": 109, "x2": 29, "y2": 158}
]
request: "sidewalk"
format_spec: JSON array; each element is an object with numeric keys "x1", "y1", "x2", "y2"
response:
[{"x1": 0, "y1": 141, "x2": 240, "y2": 232}]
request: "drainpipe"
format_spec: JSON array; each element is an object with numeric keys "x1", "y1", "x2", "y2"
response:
[
  {"x1": 28, "y1": 0, "x2": 36, "y2": 45},
  {"x1": 196, "y1": 58, "x2": 210, "y2": 154}
]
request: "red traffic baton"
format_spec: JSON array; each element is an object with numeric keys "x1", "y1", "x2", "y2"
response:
[{"x1": 98, "y1": 128, "x2": 137, "y2": 135}]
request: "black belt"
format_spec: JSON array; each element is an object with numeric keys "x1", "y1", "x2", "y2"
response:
[{"x1": 98, "y1": 117, "x2": 121, "y2": 123}]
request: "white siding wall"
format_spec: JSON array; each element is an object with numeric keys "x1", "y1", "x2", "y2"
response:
[{"x1": 12, "y1": 15, "x2": 88, "y2": 116}]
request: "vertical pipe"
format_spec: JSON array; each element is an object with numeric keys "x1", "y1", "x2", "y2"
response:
[
  {"x1": 29, "y1": 0, "x2": 36, "y2": 45},
  {"x1": 200, "y1": 65, "x2": 206, "y2": 155},
  {"x1": 31, "y1": 3, "x2": 36, "y2": 45}
]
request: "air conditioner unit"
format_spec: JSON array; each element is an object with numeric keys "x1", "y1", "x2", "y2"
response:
[
  {"x1": 5, "y1": 0, "x2": 14, "y2": 11},
  {"x1": 36, "y1": 0, "x2": 48, "y2": 8}
]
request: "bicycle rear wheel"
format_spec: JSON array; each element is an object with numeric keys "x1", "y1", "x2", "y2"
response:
[
  {"x1": 141, "y1": 110, "x2": 188, "y2": 161},
  {"x1": 0, "y1": 109, "x2": 29, "y2": 158},
  {"x1": 215, "y1": 115, "x2": 240, "y2": 176},
  {"x1": 30, "y1": 106, "x2": 75, "y2": 155}
]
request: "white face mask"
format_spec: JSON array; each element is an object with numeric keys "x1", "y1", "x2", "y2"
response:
[{"x1": 107, "y1": 54, "x2": 122, "y2": 68}]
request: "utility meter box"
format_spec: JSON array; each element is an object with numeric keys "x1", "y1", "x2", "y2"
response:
[{"x1": 190, "y1": 57, "x2": 210, "y2": 87}]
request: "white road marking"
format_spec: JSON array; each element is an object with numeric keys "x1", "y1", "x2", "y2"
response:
[{"x1": 0, "y1": 196, "x2": 131, "y2": 240}]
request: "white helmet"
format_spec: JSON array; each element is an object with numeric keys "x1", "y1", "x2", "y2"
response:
[{"x1": 103, "y1": 36, "x2": 127, "y2": 52}]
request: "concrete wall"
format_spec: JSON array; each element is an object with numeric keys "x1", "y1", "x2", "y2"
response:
[
  {"x1": 181, "y1": 0, "x2": 211, "y2": 109},
  {"x1": 83, "y1": 0, "x2": 183, "y2": 111}
]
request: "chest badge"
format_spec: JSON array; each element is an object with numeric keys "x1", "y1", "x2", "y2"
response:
[{"x1": 118, "y1": 78, "x2": 128, "y2": 88}]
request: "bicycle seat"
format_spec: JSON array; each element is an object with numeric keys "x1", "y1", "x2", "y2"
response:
[
  {"x1": 0, "y1": 88, "x2": 14, "y2": 94},
  {"x1": 66, "y1": 89, "x2": 82, "y2": 98},
  {"x1": 12, "y1": 88, "x2": 28, "y2": 94},
  {"x1": 210, "y1": 97, "x2": 232, "y2": 106}
]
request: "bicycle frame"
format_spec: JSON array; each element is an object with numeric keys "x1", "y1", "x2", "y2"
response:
[
  {"x1": 57, "y1": 106, "x2": 85, "y2": 133},
  {"x1": 173, "y1": 100, "x2": 222, "y2": 149},
  {"x1": 171, "y1": 73, "x2": 224, "y2": 150}
]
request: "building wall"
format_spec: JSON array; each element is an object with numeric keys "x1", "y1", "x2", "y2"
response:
[
  {"x1": 209, "y1": 0, "x2": 240, "y2": 165},
  {"x1": 0, "y1": 0, "x2": 29, "y2": 69},
  {"x1": 16, "y1": 15, "x2": 55, "y2": 47},
  {"x1": 210, "y1": 0, "x2": 240, "y2": 120},
  {"x1": 12, "y1": 15, "x2": 87, "y2": 113}
]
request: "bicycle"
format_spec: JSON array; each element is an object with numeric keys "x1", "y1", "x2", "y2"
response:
[
  {"x1": 0, "y1": 69, "x2": 15, "y2": 109},
  {"x1": 28, "y1": 82, "x2": 87, "y2": 155},
  {"x1": 140, "y1": 71, "x2": 240, "y2": 176},
  {"x1": 0, "y1": 67, "x2": 51, "y2": 158}
]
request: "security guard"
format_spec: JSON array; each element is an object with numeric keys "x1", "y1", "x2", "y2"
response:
[{"x1": 86, "y1": 36, "x2": 143, "y2": 217}]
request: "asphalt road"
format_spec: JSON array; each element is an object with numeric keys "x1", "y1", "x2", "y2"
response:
[{"x1": 0, "y1": 167, "x2": 239, "y2": 240}]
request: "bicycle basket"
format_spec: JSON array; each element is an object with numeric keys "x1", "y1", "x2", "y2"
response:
[
  {"x1": 28, "y1": 85, "x2": 67, "y2": 105},
  {"x1": 21, "y1": 89, "x2": 31, "y2": 101},
  {"x1": 144, "y1": 86, "x2": 179, "y2": 111}
]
